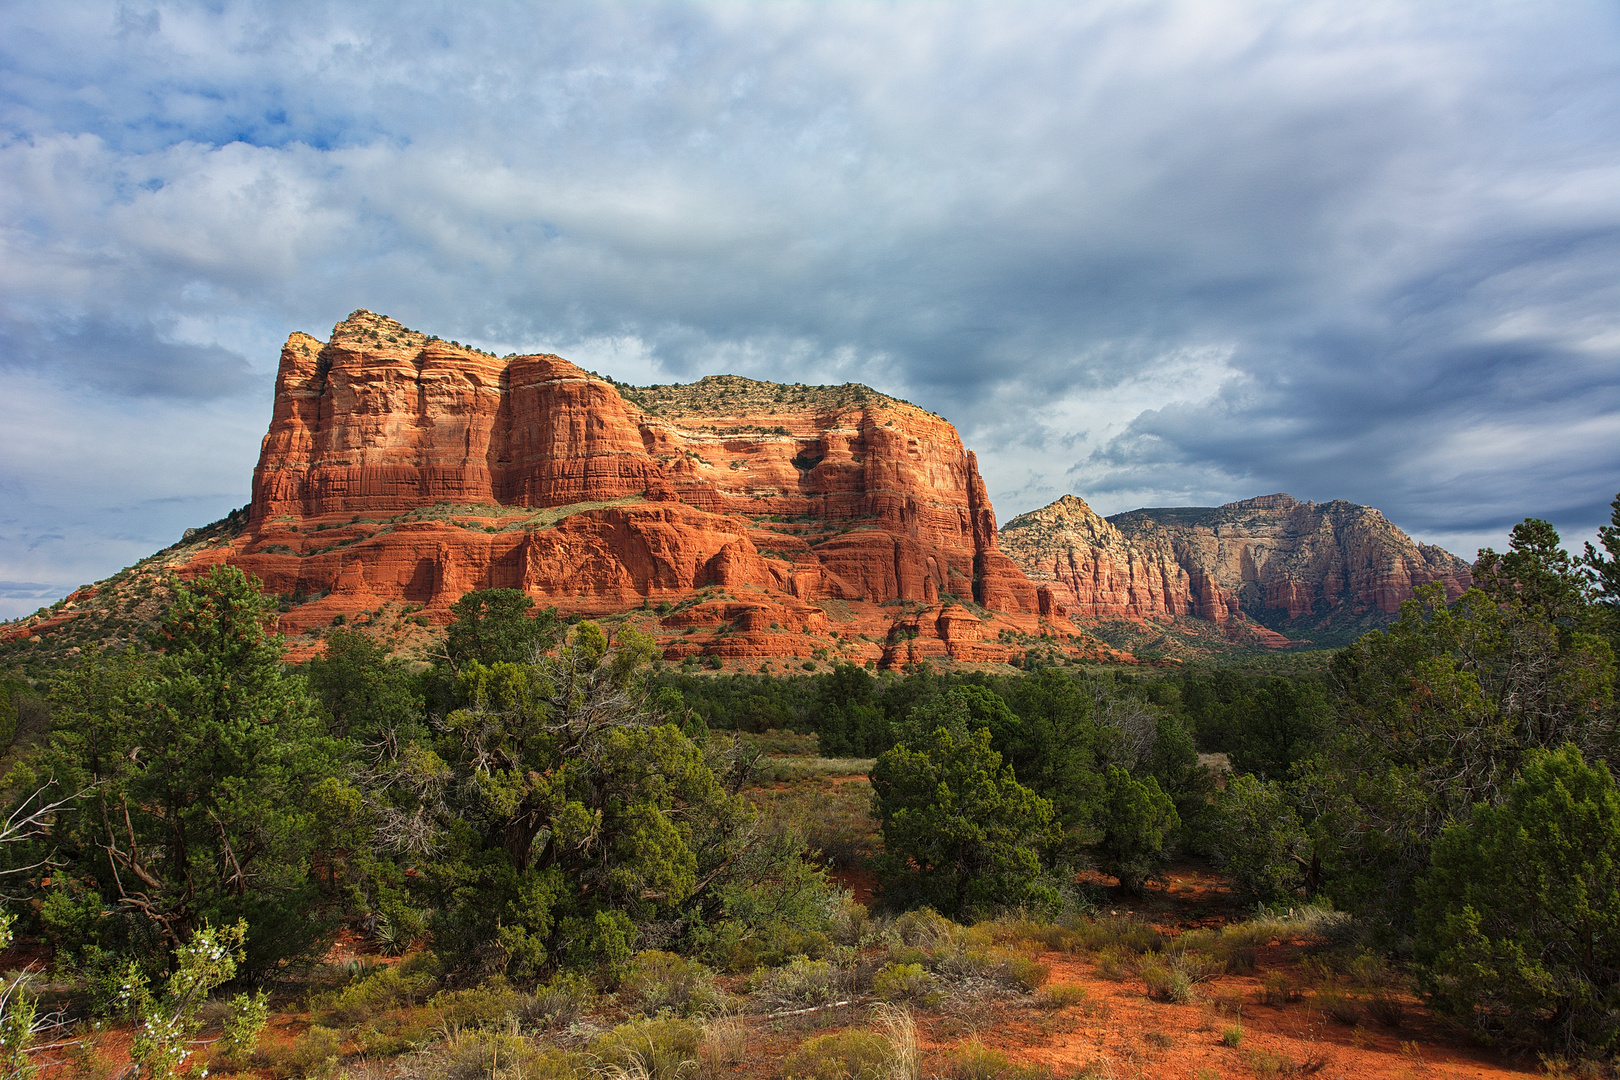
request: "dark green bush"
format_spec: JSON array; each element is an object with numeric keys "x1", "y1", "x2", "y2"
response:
[
  {"x1": 1209, "y1": 774, "x2": 1311, "y2": 902},
  {"x1": 1416, "y1": 744, "x2": 1620, "y2": 1055},
  {"x1": 1094, "y1": 766, "x2": 1178, "y2": 894},
  {"x1": 870, "y1": 698, "x2": 1059, "y2": 917}
]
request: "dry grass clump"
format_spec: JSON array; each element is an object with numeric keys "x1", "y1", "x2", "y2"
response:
[
  {"x1": 621, "y1": 950, "x2": 723, "y2": 1018},
  {"x1": 781, "y1": 1004, "x2": 919, "y2": 1080},
  {"x1": 1258, "y1": 972, "x2": 1303, "y2": 1006},
  {"x1": 1037, "y1": 983, "x2": 1092, "y2": 1010},
  {"x1": 943, "y1": 1040, "x2": 1054, "y2": 1080},
  {"x1": 697, "y1": 1014, "x2": 749, "y2": 1077},
  {"x1": 260, "y1": 1024, "x2": 343, "y2": 1079},
  {"x1": 871, "y1": 962, "x2": 940, "y2": 1006},
  {"x1": 754, "y1": 957, "x2": 849, "y2": 1011},
  {"x1": 783, "y1": 1028, "x2": 894, "y2": 1079},
  {"x1": 517, "y1": 973, "x2": 595, "y2": 1031},
  {"x1": 1092, "y1": 946, "x2": 1134, "y2": 982},
  {"x1": 589, "y1": 1017, "x2": 701, "y2": 1080},
  {"x1": 393, "y1": 1028, "x2": 584, "y2": 1080},
  {"x1": 1246, "y1": 1048, "x2": 1292, "y2": 1080},
  {"x1": 1310, "y1": 985, "x2": 1361, "y2": 1026}
]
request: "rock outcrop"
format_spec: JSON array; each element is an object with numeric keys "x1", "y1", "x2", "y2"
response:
[
  {"x1": 1001, "y1": 492, "x2": 1472, "y2": 646},
  {"x1": 184, "y1": 311, "x2": 1111, "y2": 665}
]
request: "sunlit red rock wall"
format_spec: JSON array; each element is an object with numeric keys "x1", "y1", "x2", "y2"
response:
[{"x1": 201, "y1": 311, "x2": 1102, "y2": 665}]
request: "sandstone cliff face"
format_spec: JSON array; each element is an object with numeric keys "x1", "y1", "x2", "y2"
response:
[
  {"x1": 999, "y1": 495, "x2": 1193, "y2": 622},
  {"x1": 204, "y1": 311, "x2": 1108, "y2": 665},
  {"x1": 1001, "y1": 492, "x2": 1472, "y2": 646}
]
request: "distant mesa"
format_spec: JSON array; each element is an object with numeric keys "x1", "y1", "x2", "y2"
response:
[
  {"x1": 1, "y1": 310, "x2": 1470, "y2": 666},
  {"x1": 999, "y1": 492, "x2": 1472, "y2": 648}
]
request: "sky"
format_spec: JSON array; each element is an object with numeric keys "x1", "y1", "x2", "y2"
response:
[{"x1": 2, "y1": 1, "x2": 1619, "y2": 620}]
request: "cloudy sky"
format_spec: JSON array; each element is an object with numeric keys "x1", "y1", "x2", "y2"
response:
[{"x1": 2, "y1": 1, "x2": 1618, "y2": 619}]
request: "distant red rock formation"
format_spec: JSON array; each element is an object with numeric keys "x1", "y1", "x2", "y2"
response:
[
  {"x1": 191, "y1": 311, "x2": 1114, "y2": 666},
  {"x1": 1000, "y1": 492, "x2": 1472, "y2": 645}
]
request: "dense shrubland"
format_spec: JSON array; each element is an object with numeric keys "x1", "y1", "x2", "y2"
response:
[{"x1": 0, "y1": 492, "x2": 1614, "y2": 1071}]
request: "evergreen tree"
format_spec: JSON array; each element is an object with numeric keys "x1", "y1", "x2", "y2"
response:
[
  {"x1": 989, "y1": 669, "x2": 1110, "y2": 854},
  {"x1": 1310, "y1": 581, "x2": 1615, "y2": 937},
  {"x1": 415, "y1": 623, "x2": 760, "y2": 977},
  {"x1": 1209, "y1": 774, "x2": 1313, "y2": 902},
  {"x1": 1581, "y1": 492, "x2": 1620, "y2": 649},
  {"x1": 1475, "y1": 517, "x2": 1592, "y2": 624},
  {"x1": 443, "y1": 588, "x2": 560, "y2": 669},
  {"x1": 1094, "y1": 766, "x2": 1178, "y2": 895},
  {"x1": 870, "y1": 690, "x2": 1058, "y2": 917},
  {"x1": 1416, "y1": 745, "x2": 1620, "y2": 1055},
  {"x1": 306, "y1": 627, "x2": 424, "y2": 742},
  {"x1": 29, "y1": 565, "x2": 339, "y2": 976}
]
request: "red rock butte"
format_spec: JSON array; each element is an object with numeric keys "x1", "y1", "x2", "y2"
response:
[{"x1": 186, "y1": 311, "x2": 1106, "y2": 665}]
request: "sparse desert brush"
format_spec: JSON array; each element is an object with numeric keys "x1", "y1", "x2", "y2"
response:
[
  {"x1": 722, "y1": 922, "x2": 835, "y2": 972},
  {"x1": 260, "y1": 1024, "x2": 343, "y2": 1080},
  {"x1": 1311, "y1": 985, "x2": 1360, "y2": 1026},
  {"x1": 971, "y1": 914, "x2": 1087, "y2": 955},
  {"x1": 1158, "y1": 945, "x2": 1228, "y2": 982},
  {"x1": 892, "y1": 907, "x2": 962, "y2": 951},
  {"x1": 1069, "y1": 916, "x2": 1163, "y2": 955},
  {"x1": 883, "y1": 943, "x2": 931, "y2": 969},
  {"x1": 1347, "y1": 950, "x2": 1399, "y2": 991},
  {"x1": 1093, "y1": 945, "x2": 1134, "y2": 981},
  {"x1": 310, "y1": 953, "x2": 442, "y2": 1026},
  {"x1": 1246, "y1": 1048, "x2": 1292, "y2": 1080},
  {"x1": 782, "y1": 1028, "x2": 892, "y2": 1080},
  {"x1": 872, "y1": 1003, "x2": 919, "y2": 1080},
  {"x1": 930, "y1": 946, "x2": 1048, "y2": 993},
  {"x1": 755, "y1": 957, "x2": 846, "y2": 1010},
  {"x1": 518, "y1": 973, "x2": 595, "y2": 1031},
  {"x1": 829, "y1": 893, "x2": 874, "y2": 946},
  {"x1": 1138, "y1": 957, "x2": 1196, "y2": 1004},
  {"x1": 1002, "y1": 953, "x2": 1052, "y2": 992},
  {"x1": 872, "y1": 962, "x2": 939, "y2": 1006},
  {"x1": 944, "y1": 1040, "x2": 1054, "y2": 1080},
  {"x1": 1218, "y1": 945, "x2": 1258, "y2": 974},
  {"x1": 400, "y1": 1028, "x2": 584, "y2": 1080},
  {"x1": 1258, "y1": 972, "x2": 1301, "y2": 1006},
  {"x1": 1365, "y1": 990, "x2": 1404, "y2": 1028},
  {"x1": 430, "y1": 978, "x2": 522, "y2": 1030},
  {"x1": 782, "y1": 1004, "x2": 918, "y2": 1080},
  {"x1": 1038, "y1": 983, "x2": 1090, "y2": 1009},
  {"x1": 621, "y1": 949, "x2": 722, "y2": 1018}
]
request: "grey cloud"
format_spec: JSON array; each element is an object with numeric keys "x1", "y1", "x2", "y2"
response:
[{"x1": 0, "y1": 315, "x2": 259, "y2": 399}]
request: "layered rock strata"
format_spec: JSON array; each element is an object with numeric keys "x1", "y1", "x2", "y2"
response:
[
  {"x1": 190, "y1": 311, "x2": 1107, "y2": 665},
  {"x1": 1000, "y1": 493, "x2": 1471, "y2": 645}
]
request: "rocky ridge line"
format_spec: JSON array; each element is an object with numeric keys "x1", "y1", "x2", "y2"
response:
[{"x1": 1000, "y1": 492, "x2": 1472, "y2": 647}]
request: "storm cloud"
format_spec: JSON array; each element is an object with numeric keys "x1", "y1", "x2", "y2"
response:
[{"x1": 2, "y1": 1, "x2": 1618, "y2": 617}]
